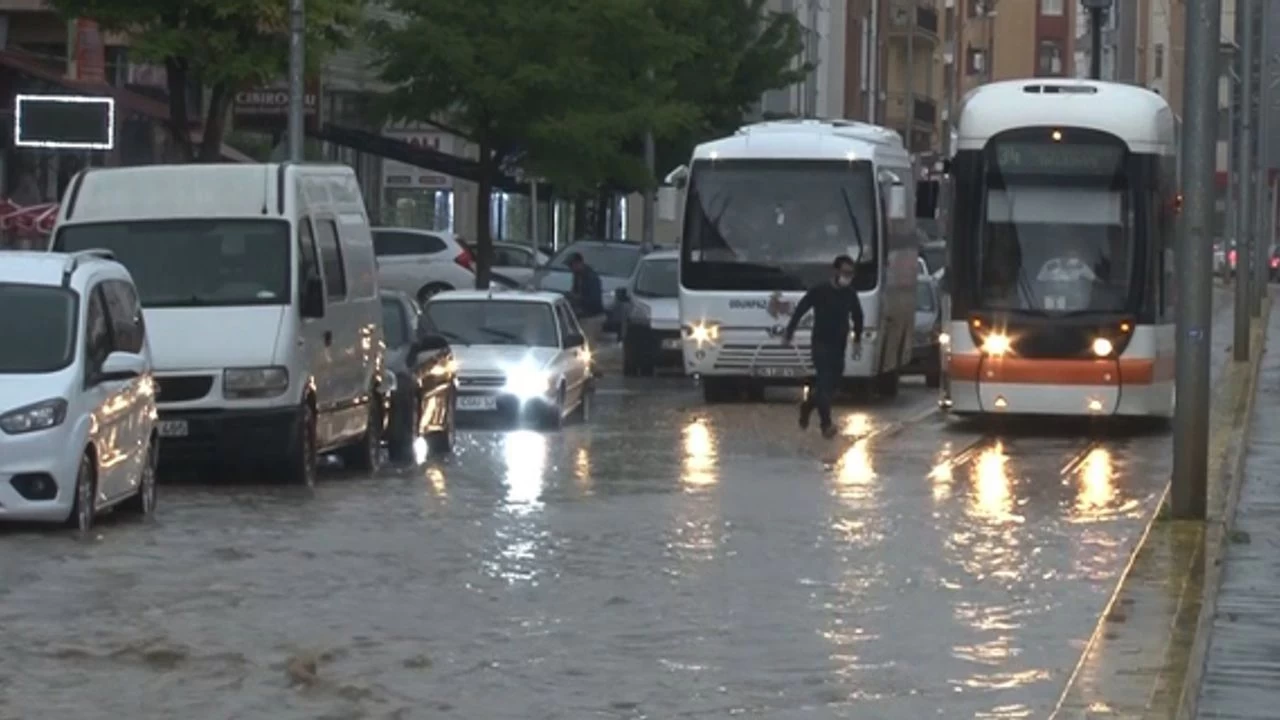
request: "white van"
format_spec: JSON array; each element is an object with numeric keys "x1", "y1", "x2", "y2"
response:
[{"x1": 51, "y1": 163, "x2": 387, "y2": 486}]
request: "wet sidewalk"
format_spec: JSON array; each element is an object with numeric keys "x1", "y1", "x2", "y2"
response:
[{"x1": 1195, "y1": 300, "x2": 1280, "y2": 718}]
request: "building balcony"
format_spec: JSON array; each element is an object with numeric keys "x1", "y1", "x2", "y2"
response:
[
  {"x1": 886, "y1": 2, "x2": 940, "y2": 44},
  {"x1": 884, "y1": 93, "x2": 938, "y2": 131}
]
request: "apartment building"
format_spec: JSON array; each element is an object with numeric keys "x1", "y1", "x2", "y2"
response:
[{"x1": 957, "y1": 0, "x2": 1076, "y2": 97}]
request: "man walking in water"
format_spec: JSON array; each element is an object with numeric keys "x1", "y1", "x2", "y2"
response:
[{"x1": 782, "y1": 255, "x2": 864, "y2": 438}]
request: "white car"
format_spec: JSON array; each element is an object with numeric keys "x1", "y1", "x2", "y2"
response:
[
  {"x1": 372, "y1": 227, "x2": 479, "y2": 304},
  {"x1": 0, "y1": 250, "x2": 158, "y2": 531},
  {"x1": 460, "y1": 240, "x2": 549, "y2": 287},
  {"x1": 616, "y1": 250, "x2": 681, "y2": 375},
  {"x1": 420, "y1": 290, "x2": 594, "y2": 428}
]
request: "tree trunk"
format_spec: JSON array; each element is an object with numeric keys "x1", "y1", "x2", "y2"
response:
[
  {"x1": 474, "y1": 145, "x2": 495, "y2": 289},
  {"x1": 197, "y1": 82, "x2": 231, "y2": 162},
  {"x1": 163, "y1": 57, "x2": 194, "y2": 161}
]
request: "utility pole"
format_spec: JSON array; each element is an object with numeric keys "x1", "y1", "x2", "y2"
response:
[
  {"x1": 287, "y1": 0, "x2": 305, "y2": 162},
  {"x1": 906, "y1": 1, "x2": 915, "y2": 152},
  {"x1": 641, "y1": 65, "x2": 655, "y2": 252},
  {"x1": 1236, "y1": 0, "x2": 1256, "y2": 358},
  {"x1": 1253, "y1": 0, "x2": 1270, "y2": 315},
  {"x1": 1171, "y1": 0, "x2": 1222, "y2": 520},
  {"x1": 1083, "y1": 0, "x2": 1111, "y2": 80}
]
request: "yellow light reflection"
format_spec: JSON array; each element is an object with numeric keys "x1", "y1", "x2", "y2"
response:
[
  {"x1": 842, "y1": 412, "x2": 872, "y2": 438},
  {"x1": 574, "y1": 446, "x2": 593, "y2": 492},
  {"x1": 503, "y1": 430, "x2": 546, "y2": 511},
  {"x1": 833, "y1": 439, "x2": 876, "y2": 502},
  {"x1": 970, "y1": 442, "x2": 1014, "y2": 522},
  {"x1": 1074, "y1": 447, "x2": 1116, "y2": 517},
  {"x1": 930, "y1": 441, "x2": 956, "y2": 501},
  {"x1": 682, "y1": 418, "x2": 718, "y2": 489},
  {"x1": 426, "y1": 465, "x2": 446, "y2": 496}
]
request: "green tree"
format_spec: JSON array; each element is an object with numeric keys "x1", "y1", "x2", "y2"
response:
[
  {"x1": 370, "y1": 0, "x2": 695, "y2": 287},
  {"x1": 48, "y1": 0, "x2": 359, "y2": 160}
]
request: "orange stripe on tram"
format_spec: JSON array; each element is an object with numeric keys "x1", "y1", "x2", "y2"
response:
[{"x1": 949, "y1": 354, "x2": 1172, "y2": 385}]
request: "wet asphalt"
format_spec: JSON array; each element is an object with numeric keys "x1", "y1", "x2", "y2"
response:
[{"x1": 0, "y1": 294, "x2": 1233, "y2": 719}]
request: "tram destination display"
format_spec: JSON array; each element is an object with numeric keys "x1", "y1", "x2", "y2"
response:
[
  {"x1": 992, "y1": 142, "x2": 1123, "y2": 175},
  {"x1": 14, "y1": 94, "x2": 114, "y2": 150}
]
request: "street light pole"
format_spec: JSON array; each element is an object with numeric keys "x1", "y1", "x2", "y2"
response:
[
  {"x1": 1083, "y1": 0, "x2": 1112, "y2": 80},
  {"x1": 1235, "y1": 0, "x2": 1256, "y2": 358},
  {"x1": 1171, "y1": 0, "x2": 1222, "y2": 520},
  {"x1": 287, "y1": 0, "x2": 305, "y2": 162}
]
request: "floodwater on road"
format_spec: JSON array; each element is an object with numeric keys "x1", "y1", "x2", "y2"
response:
[{"x1": 0, "y1": 374, "x2": 1190, "y2": 720}]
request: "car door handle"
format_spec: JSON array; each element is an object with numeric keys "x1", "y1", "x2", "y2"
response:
[{"x1": 323, "y1": 331, "x2": 332, "y2": 347}]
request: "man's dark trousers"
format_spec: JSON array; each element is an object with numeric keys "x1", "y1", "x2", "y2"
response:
[{"x1": 802, "y1": 342, "x2": 846, "y2": 429}]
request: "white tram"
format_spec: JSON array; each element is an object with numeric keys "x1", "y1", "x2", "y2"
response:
[{"x1": 940, "y1": 79, "x2": 1179, "y2": 418}]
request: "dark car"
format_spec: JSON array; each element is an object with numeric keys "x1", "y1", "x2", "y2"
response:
[
  {"x1": 902, "y1": 275, "x2": 942, "y2": 388},
  {"x1": 527, "y1": 239, "x2": 649, "y2": 333},
  {"x1": 379, "y1": 290, "x2": 457, "y2": 462}
]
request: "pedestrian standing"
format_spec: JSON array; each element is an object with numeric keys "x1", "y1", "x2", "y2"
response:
[
  {"x1": 567, "y1": 252, "x2": 605, "y2": 345},
  {"x1": 782, "y1": 255, "x2": 865, "y2": 438}
]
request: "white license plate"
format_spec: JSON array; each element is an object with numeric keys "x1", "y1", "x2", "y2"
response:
[
  {"x1": 661, "y1": 338, "x2": 681, "y2": 349},
  {"x1": 754, "y1": 367, "x2": 799, "y2": 378},
  {"x1": 157, "y1": 420, "x2": 188, "y2": 437},
  {"x1": 457, "y1": 396, "x2": 498, "y2": 411}
]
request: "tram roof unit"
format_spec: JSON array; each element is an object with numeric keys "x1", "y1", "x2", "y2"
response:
[
  {"x1": 691, "y1": 118, "x2": 911, "y2": 165},
  {"x1": 955, "y1": 79, "x2": 1176, "y2": 154}
]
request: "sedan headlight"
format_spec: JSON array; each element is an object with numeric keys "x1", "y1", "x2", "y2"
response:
[
  {"x1": 504, "y1": 366, "x2": 553, "y2": 399},
  {"x1": 686, "y1": 322, "x2": 720, "y2": 344},
  {"x1": 0, "y1": 398, "x2": 67, "y2": 435},
  {"x1": 223, "y1": 366, "x2": 290, "y2": 399}
]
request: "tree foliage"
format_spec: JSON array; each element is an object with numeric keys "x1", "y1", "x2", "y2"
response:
[
  {"x1": 370, "y1": 0, "x2": 697, "y2": 286},
  {"x1": 48, "y1": 0, "x2": 359, "y2": 160}
]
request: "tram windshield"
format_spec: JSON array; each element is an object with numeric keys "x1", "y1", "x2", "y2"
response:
[
  {"x1": 977, "y1": 141, "x2": 1132, "y2": 314},
  {"x1": 680, "y1": 159, "x2": 879, "y2": 291}
]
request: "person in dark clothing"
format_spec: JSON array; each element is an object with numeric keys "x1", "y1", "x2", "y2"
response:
[
  {"x1": 567, "y1": 252, "x2": 605, "y2": 345},
  {"x1": 782, "y1": 255, "x2": 865, "y2": 438}
]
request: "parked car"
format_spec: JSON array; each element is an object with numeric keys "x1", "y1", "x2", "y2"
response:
[
  {"x1": 527, "y1": 240, "x2": 649, "y2": 333},
  {"x1": 0, "y1": 250, "x2": 158, "y2": 531},
  {"x1": 379, "y1": 290, "x2": 457, "y2": 462},
  {"x1": 616, "y1": 250, "x2": 681, "y2": 376},
  {"x1": 902, "y1": 273, "x2": 942, "y2": 388},
  {"x1": 372, "y1": 227, "x2": 479, "y2": 304},
  {"x1": 53, "y1": 163, "x2": 387, "y2": 486},
  {"x1": 421, "y1": 290, "x2": 594, "y2": 428},
  {"x1": 460, "y1": 240, "x2": 549, "y2": 287}
]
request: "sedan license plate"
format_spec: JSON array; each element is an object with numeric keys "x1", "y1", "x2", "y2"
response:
[
  {"x1": 661, "y1": 338, "x2": 681, "y2": 350},
  {"x1": 457, "y1": 396, "x2": 498, "y2": 411},
  {"x1": 157, "y1": 420, "x2": 189, "y2": 437},
  {"x1": 754, "y1": 367, "x2": 798, "y2": 378}
]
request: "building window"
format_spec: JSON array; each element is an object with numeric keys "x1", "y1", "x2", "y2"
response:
[
  {"x1": 968, "y1": 0, "x2": 990, "y2": 18},
  {"x1": 1040, "y1": 0, "x2": 1064, "y2": 15},
  {"x1": 1154, "y1": 43, "x2": 1165, "y2": 78},
  {"x1": 1037, "y1": 41, "x2": 1063, "y2": 76},
  {"x1": 966, "y1": 46, "x2": 987, "y2": 75}
]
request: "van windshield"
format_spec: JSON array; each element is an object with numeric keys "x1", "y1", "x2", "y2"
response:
[{"x1": 53, "y1": 219, "x2": 291, "y2": 308}]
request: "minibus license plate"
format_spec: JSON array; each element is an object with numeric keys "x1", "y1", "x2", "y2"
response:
[
  {"x1": 754, "y1": 367, "x2": 797, "y2": 378},
  {"x1": 661, "y1": 338, "x2": 681, "y2": 349},
  {"x1": 157, "y1": 420, "x2": 189, "y2": 437},
  {"x1": 458, "y1": 396, "x2": 498, "y2": 411}
]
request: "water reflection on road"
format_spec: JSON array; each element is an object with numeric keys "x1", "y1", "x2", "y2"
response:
[{"x1": 0, "y1": 379, "x2": 1183, "y2": 718}]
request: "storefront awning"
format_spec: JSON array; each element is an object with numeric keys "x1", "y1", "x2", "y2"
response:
[{"x1": 0, "y1": 50, "x2": 177, "y2": 124}]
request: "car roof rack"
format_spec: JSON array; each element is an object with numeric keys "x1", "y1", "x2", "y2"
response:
[{"x1": 61, "y1": 248, "x2": 115, "y2": 286}]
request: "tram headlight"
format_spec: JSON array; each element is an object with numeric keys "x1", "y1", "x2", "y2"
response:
[
  {"x1": 1092, "y1": 337, "x2": 1114, "y2": 357},
  {"x1": 687, "y1": 322, "x2": 720, "y2": 344},
  {"x1": 981, "y1": 333, "x2": 1012, "y2": 356}
]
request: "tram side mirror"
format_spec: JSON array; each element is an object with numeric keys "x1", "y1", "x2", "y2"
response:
[
  {"x1": 657, "y1": 186, "x2": 679, "y2": 221},
  {"x1": 663, "y1": 164, "x2": 689, "y2": 189},
  {"x1": 887, "y1": 185, "x2": 908, "y2": 220}
]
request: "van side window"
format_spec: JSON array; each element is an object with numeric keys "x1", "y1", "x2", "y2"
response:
[
  {"x1": 315, "y1": 219, "x2": 347, "y2": 300},
  {"x1": 103, "y1": 280, "x2": 144, "y2": 353},
  {"x1": 298, "y1": 218, "x2": 321, "y2": 284},
  {"x1": 85, "y1": 286, "x2": 111, "y2": 383}
]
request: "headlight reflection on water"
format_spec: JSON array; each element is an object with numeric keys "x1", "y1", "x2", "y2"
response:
[
  {"x1": 503, "y1": 430, "x2": 547, "y2": 511},
  {"x1": 681, "y1": 418, "x2": 718, "y2": 489}
]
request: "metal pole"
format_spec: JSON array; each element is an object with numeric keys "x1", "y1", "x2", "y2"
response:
[
  {"x1": 1236, "y1": 0, "x2": 1256, "y2": 357},
  {"x1": 287, "y1": 0, "x2": 305, "y2": 162},
  {"x1": 530, "y1": 180, "x2": 540, "y2": 249},
  {"x1": 1171, "y1": 0, "x2": 1222, "y2": 520},
  {"x1": 642, "y1": 129, "x2": 655, "y2": 252},
  {"x1": 906, "y1": 3, "x2": 915, "y2": 152},
  {"x1": 1254, "y1": 1, "x2": 1271, "y2": 314},
  {"x1": 868, "y1": 0, "x2": 879, "y2": 122},
  {"x1": 1089, "y1": 8, "x2": 1104, "y2": 79},
  {"x1": 1227, "y1": 59, "x2": 1238, "y2": 264}
]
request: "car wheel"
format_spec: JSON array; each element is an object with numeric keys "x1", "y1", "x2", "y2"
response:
[
  {"x1": 66, "y1": 452, "x2": 96, "y2": 532},
  {"x1": 541, "y1": 385, "x2": 567, "y2": 430},
  {"x1": 417, "y1": 283, "x2": 452, "y2": 305},
  {"x1": 388, "y1": 394, "x2": 419, "y2": 464},
  {"x1": 427, "y1": 393, "x2": 456, "y2": 454},
  {"x1": 338, "y1": 392, "x2": 383, "y2": 473},
  {"x1": 285, "y1": 401, "x2": 318, "y2": 488},
  {"x1": 121, "y1": 437, "x2": 158, "y2": 517},
  {"x1": 574, "y1": 383, "x2": 594, "y2": 423}
]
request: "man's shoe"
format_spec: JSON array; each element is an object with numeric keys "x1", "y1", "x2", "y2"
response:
[{"x1": 821, "y1": 424, "x2": 838, "y2": 439}]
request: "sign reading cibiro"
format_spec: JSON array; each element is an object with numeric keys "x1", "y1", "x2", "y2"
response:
[{"x1": 233, "y1": 81, "x2": 320, "y2": 131}]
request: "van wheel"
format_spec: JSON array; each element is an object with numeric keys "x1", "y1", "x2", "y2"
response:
[
  {"x1": 874, "y1": 371, "x2": 900, "y2": 397},
  {"x1": 121, "y1": 438, "x2": 158, "y2": 517},
  {"x1": 65, "y1": 452, "x2": 97, "y2": 532},
  {"x1": 417, "y1": 283, "x2": 452, "y2": 305},
  {"x1": 285, "y1": 402, "x2": 318, "y2": 488},
  {"x1": 339, "y1": 393, "x2": 383, "y2": 473}
]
